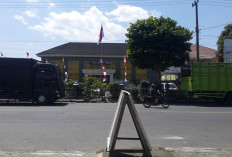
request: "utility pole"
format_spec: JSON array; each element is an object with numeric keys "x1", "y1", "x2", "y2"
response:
[{"x1": 192, "y1": 0, "x2": 199, "y2": 62}]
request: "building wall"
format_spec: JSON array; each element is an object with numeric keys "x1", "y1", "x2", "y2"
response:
[{"x1": 42, "y1": 56, "x2": 157, "y2": 84}]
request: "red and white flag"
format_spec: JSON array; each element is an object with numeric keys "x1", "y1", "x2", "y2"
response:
[
  {"x1": 26, "y1": 52, "x2": 29, "y2": 58},
  {"x1": 216, "y1": 57, "x2": 219, "y2": 62},
  {"x1": 97, "y1": 25, "x2": 104, "y2": 45},
  {"x1": 46, "y1": 58, "x2": 48, "y2": 63},
  {"x1": 1, "y1": 52, "x2": 3, "y2": 57}
]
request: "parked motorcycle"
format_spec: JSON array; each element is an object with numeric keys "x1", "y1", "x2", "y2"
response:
[{"x1": 142, "y1": 92, "x2": 169, "y2": 109}]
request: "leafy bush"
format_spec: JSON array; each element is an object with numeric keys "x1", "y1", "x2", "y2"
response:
[
  {"x1": 64, "y1": 80, "x2": 76, "y2": 98},
  {"x1": 109, "y1": 82, "x2": 121, "y2": 102},
  {"x1": 79, "y1": 76, "x2": 101, "y2": 101},
  {"x1": 99, "y1": 82, "x2": 108, "y2": 96},
  {"x1": 125, "y1": 84, "x2": 141, "y2": 103},
  {"x1": 65, "y1": 79, "x2": 75, "y2": 86}
]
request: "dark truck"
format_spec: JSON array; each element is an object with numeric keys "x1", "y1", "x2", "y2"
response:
[{"x1": 0, "y1": 58, "x2": 65, "y2": 104}]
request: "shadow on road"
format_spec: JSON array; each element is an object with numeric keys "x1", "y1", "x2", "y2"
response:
[
  {"x1": 0, "y1": 102, "x2": 68, "y2": 107},
  {"x1": 103, "y1": 149, "x2": 149, "y2": 157},
  {"x1": 169, "y1": 101, "x2": 231, "y2": 108},
  {"x1": 148, "y1": 106, "x2": 169, "y2": 109}
]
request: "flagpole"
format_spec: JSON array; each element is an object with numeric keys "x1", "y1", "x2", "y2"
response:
[
  {"x1": 101, "y1": 42, "x2": 102, "y2": 57},
  {"x1": 98, "y1": 25, "x2": 107, "y2": 82}
]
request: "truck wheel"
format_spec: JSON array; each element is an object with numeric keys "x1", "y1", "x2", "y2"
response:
[
  {"x1": 226, "y1": 93, "x2": 232, "y2": 106},
  {"x1": 36, "y1": 94, "x2": 48, "y2": 105},
  {"x1": 214, "y1": 98, "x2": 225, "y2": 105}
]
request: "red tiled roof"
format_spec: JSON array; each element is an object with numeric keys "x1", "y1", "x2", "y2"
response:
[{"x1": 190, "y1": 44, "x2": 216, "y2": 60}]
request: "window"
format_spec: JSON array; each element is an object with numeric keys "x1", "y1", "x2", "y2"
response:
[{"x1": 68, "y1": 60, "x2": 79, "y2": 81}]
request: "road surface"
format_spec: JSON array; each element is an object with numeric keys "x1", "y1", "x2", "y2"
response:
[{"x1": 0, "y1": 101, "x2": 232, "y2": 155}]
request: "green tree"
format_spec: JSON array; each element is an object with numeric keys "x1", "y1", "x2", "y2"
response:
[
  {"x1": 216, "y1": 24, "x2": 232, "y2": 62},
  {"x1": 126, "y1": 16, "x2": 193, "y2": 82}
]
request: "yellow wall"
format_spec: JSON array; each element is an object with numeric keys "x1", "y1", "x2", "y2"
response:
[
  {"x1": 68, "y1": 60, "x2": 79, "y2": 81},
  {"x1": 136, "y1": 67, "x2": 147, "y2": 83},
  {"x1": 51, "y1": 59, "x2": 149, "y2": 83},
  {"x1": 84, "y1": 61, "x2": 116, "y2": 69}
]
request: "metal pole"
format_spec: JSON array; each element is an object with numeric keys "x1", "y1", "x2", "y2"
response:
[{"x1": 193, "y1": 0, "x2": 200, "y2": 62}]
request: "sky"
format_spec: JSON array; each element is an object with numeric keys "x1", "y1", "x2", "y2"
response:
[{"x1": 0, "y1": 0, "x2": 231, "y2": 60}]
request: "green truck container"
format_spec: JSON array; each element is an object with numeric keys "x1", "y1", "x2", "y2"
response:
[{"x1": 181, "y1": 62, "x2": 232, "y2": 105}]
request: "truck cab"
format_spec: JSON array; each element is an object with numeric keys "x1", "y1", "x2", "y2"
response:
[{"x1": 33, "y1": 63, "x2": 65, "y2": 104}]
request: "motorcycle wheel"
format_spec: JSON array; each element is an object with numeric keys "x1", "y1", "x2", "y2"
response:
[
  {"x1": 161, "y1": 99, "x2": 169, "y2": 109},
  {"x1": 143, "y1": 99, "x2": 151, "y2": 108}
]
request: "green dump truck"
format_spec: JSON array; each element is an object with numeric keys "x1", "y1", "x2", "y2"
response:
[{"x1": 181, "y1": 62, "x2": 232, "y2": 105}]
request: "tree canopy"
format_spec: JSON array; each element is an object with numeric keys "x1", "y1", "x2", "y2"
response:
[
  {"x1": 216, "y1": 24, "x2": 232, "y2": 62},
  {"x1": 125, "y1": 16, "x2": 193, "y2": 81}
]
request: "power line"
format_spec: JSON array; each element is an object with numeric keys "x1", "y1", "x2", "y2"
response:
[
  {"x1": 201, "y1": 4, "x2": 232, "y2": 7},
  {"x1": 0, "y1": 40, "x2": 68, "y2": 43},
  {"x1": 201, "y1": 34, "x2": 219, "y2": 38},
  {"x1": 0, "y1": 1, "x2": 232, "y2": 9},
  {"x1": 0, "y1": 1, "x2": 192, "y2": 8},
  {"x1": 201, "y1": 22, "x2": 232, "y2": 30}
]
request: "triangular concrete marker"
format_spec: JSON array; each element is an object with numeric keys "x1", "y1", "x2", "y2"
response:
[{"x1": 107, "y1": 90, "x2": 152, "y2": 157}]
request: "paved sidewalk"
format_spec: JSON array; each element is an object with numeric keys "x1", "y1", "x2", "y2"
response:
[{"x1": 0, "y1": 148, "x2": 231, "y2": 157}]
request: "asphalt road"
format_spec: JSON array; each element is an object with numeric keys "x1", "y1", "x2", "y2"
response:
[{"x1": 0, "y1": 101, "x2": 232, "y2": 155}]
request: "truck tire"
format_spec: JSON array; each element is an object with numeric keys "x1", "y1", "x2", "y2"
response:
[
  {"x1": 214, "y1": 98, "x2": 225, "y2": 105},
  {"x1": 225, "y1": 93, "x2": 232, "y2": 106},
  {"x1": 36, "y1": 93, "x2": 48, "y2": 105}
]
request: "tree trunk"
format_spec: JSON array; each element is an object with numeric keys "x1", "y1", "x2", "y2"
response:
[
  {"x1": 156, "y1": 69, "x2": 161, "y2": 84},
  {"x1": 154, "y1": 65, "x2": 161, "y2": 84}
]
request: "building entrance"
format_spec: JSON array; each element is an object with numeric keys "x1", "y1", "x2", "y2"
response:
[
  {"x1": 82, "y1": 69, "x2": 116, "y2": 83},
  {"x1": 91, "y1": 75, "x2": 110, "y2": 83}
]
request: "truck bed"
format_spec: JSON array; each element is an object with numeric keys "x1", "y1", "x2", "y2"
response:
[{"x1": 0, "y1": 58, "x2": 37, "y2": 99}]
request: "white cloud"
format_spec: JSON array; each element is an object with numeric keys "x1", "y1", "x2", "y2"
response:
[
  {"x1": 150, "y1": 10, "x2": 162, "y2": 18},
  {"x1": 106, "y1": 5, "x2": 150, "y2": 23},
  {"x1": 27, "y1": 0, "x2": 39, "y2": 3},
  {"x1": 24, "y1": 10, "x2": 39, "y2": 18},
  {"x1": 48, "y1": 3, "x2": 55, "y2": 8},
  {"x1": 14, "y1": 15, "x2": 28, "y2": 25},
  {"x1": 28, "y1": 5, "x2": 162, "y2": 42},
  {"x1": 30, "y1": 6, "x2": 127, "y2": 42}
]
